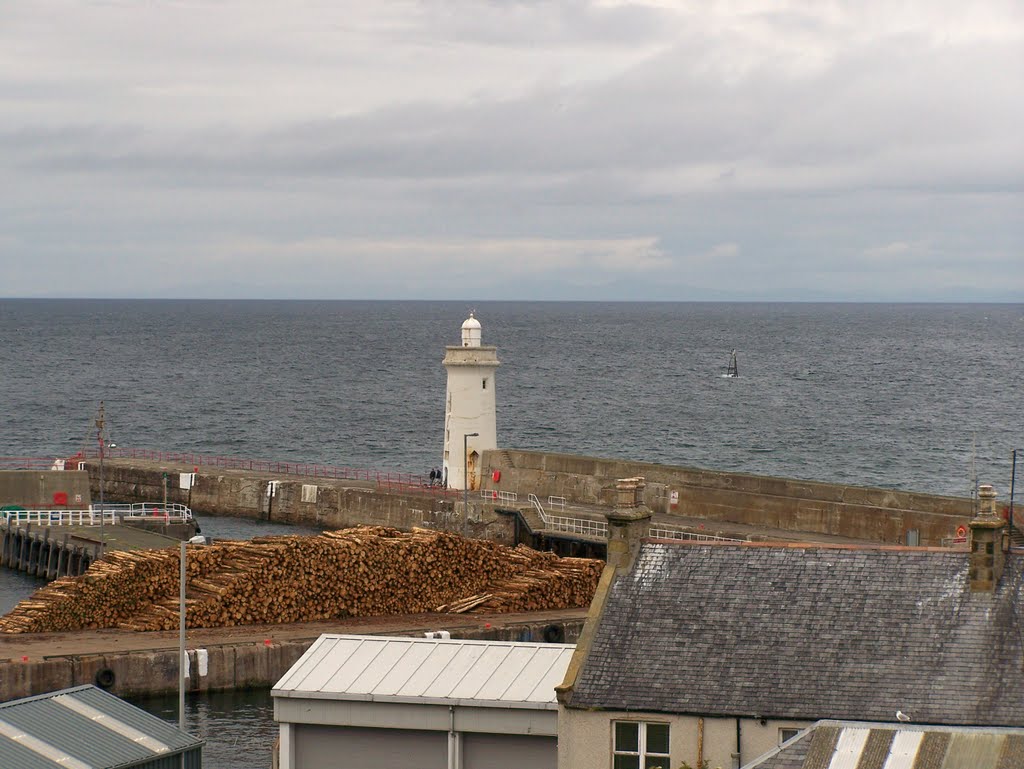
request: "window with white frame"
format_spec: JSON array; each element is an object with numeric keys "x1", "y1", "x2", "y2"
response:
[
  {"x1": 779, "y1": 728, "x2": 800, "y2": 744},
  {"x1": 613, "y1": 721, "x2": 670, "y2": 769}
]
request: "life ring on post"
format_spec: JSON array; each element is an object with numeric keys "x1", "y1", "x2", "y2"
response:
[
  {"x1": 95, "y1": 668, "x2": 116, "y2": 689},
  {"x1": 956, "y1": 525, "x2": 968, "y2": 539}
]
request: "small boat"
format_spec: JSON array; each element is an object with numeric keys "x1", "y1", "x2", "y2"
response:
[{"x1": 723, "y1": 349, "x2": 739, "y2": 378}]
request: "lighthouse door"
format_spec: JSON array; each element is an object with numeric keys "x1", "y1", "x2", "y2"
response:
[{"x1": 467, "y1": 451, "x2": 480, "y2": 491}]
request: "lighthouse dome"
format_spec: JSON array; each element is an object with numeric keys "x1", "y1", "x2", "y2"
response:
[{"x1": 461, "y1": 312, "x2": 482, "y2": 347}]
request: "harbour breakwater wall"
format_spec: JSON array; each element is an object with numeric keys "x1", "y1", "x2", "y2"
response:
[
  {"x1": 0, "y1": 469, "x2": 92, "y2": 508},
  {"x1": 86, "y1": 451, "x2": 976, "y2": 546},
  {"x1": 0, "y1": 617, "x2": 585, "y2": 702},
  {"x1": 90, "y1": 461, "x2": 516, "y2": 544},
  {"x1": 483, "y1": 450, "x2": 976, "y2": 546}
]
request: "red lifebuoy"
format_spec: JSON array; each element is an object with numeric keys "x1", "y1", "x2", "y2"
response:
[
  {"x1": 956, "y1": 525, "x2": 967, "y2": 538},
  {"x1": 492, "y1": 470, "x2": 501, "y2": 483}
]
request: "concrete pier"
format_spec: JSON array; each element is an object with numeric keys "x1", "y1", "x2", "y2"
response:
[{"x1": 1, "y1": 520, "x2": 183, "y2": 579}]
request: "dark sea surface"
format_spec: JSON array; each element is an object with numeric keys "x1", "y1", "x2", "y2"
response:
[
  {"x1": 2, "y1": 299, "x2": 1021, "y2": 492},
  {"x1": 2, "y1": 299, "x2": 1023, "y2": 767}
]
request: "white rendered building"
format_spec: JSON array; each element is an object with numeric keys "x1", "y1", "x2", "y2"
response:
[
  {"x1": 274, "y1": 634, "x2": 572, "y2": 769},
  {"x1": 442, "y1": 313, "x2": 499, "y2": 490}
]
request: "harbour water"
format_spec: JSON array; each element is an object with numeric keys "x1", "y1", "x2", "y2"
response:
[
  {"x1": 2, "y1": 299, "x2": 1022, "y2": 766},
  {"x1": 130, "y1": 690, "x2": 277, "y2": 769}
]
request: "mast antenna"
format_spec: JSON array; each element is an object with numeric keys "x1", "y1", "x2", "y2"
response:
[
  {"x1": 970, "y1": 433, "x2": 979, "y2": 516},
  {"x1": 95, "y1": 401, "x2": 107, "y2": 553}
]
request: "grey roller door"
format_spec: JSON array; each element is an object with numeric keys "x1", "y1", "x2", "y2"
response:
[
  {"x1": 462, "y1": 733, "x2": 557, "y2": 769},
  {"x1": 294, "y1": 724, "x2": 447, "y2": 769}
]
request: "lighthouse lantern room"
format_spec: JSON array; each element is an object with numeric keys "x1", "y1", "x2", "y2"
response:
[{"x1": 442, "y1": 312, "x2": 499, "y2": 491}]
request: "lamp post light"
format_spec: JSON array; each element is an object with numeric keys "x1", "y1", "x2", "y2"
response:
[{"x1": 463, "y1": 432, "x2": 479, "y2": 538}]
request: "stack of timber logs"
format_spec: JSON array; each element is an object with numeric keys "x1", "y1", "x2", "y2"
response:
[{"x1": 0, "y1": 527, "x2": 601, "y2": 634}]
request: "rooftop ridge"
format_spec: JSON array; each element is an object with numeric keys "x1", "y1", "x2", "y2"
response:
[{"x1": 642, "y1": 537, "x2": 972, "y2": 554}]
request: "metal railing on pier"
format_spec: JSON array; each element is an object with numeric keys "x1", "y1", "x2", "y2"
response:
[
  {"x1": 523, "y1": 494, "x2": 746, "y2": 543},
  {"x1": 0, "y1": 457, "x2": 73, "y2": 471},
  {"x1": 2, "y1": 504, "x2": 193, "y2": 527},
  {"x1": 481, "y1": 489, "x2": 519, "y2": 504},
  {"x1": 2, "y1": 509, "x2": 118, "y2": 527},
  {"x1": 648, "y1": 527, "x2": 744, "y2": 544},
  {"x1": 24, "y1": 450, "x2": 459, "y2": 498},
  {"x1": 528, "y1": 494, "x2": 609, "y2": 538}
]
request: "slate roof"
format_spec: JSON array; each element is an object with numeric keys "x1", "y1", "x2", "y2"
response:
[
  {"x1": 742, "y1": 721, "x2": 1024, "y2": 769},
  {"x1": 0, "y1": 684, "x2": 202, "y2": 769},
  {"x1": 568, "y1": 542, "x2": 1024, "y2": 726}
]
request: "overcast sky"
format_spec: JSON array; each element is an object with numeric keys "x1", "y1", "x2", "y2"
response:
[{"x1": 1, "y1": 1, "x2": 1021, "y2": 301}]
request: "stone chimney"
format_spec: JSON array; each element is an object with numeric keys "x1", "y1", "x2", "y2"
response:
[
  {"x1": 969, "y1": 484, "x2": 1006, "y2": 592},
  {"x1": 605, "y1": 477, "x2": 652, "y2": 572}
]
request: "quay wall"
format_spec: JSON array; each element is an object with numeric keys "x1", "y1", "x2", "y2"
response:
[
  {"x1": 91, "y1": 462, "x2": 515, "y2": 544},
  {"x1": 483, "y1": 449, "x2": 976, "y2": 546},
  {"x1": 0, "y1": 618, "x2": 585, "y2": 702}
]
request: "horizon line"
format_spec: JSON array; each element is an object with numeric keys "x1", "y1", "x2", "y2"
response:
[{"x1": 2, "y1": 297, "x2": 1022, "y2": 305}]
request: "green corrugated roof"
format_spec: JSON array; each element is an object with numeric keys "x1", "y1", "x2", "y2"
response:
[{"x1": 0, "y1": 685, "x2": 203, "y2": 769}]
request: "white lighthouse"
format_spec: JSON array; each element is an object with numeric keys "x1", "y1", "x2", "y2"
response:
[{"x1": 442, "y1": 312, "x2": 499, "y2": 491}]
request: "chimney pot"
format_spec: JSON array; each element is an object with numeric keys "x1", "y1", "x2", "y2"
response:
[
  {"x1": 969, "y1": 484, "x2": 1005, "y2": 592},
  {"x1": 978, "y1": 484, "x2": 999, "y2": 519},
  {"x1": 606, "y1": 477, "x2": 652, "y2": 572},
  {"x1": 615, "y1": 477, "x2": 646, "y2": 508}
]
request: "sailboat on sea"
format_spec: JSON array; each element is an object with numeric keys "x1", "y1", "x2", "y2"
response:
[{"x1": 723, "y1": 349, "x2": 739, "y2": 378}]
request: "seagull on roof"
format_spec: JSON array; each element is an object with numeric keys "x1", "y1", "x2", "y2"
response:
[{"x1": 896, "y1": 710, "x2": 911, "y2": 722}]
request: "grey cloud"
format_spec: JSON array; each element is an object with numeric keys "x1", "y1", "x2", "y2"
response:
[
  {"x1": 13, "y1": 31, "x2": 1020, "y2": 199},
  {"x1": 0, "y1": 0, "x2": 1021, "y2": 300},
  {"x1": 410, "y1": 0, "x2": 675, "y2": 47}
]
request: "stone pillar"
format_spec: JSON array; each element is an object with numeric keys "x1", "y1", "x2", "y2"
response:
[
  {"x1": 606, "y1": 477, "x2": 652, "y2": 572},
  {"x1": 969, "y1": 484, "x2": 1005, "y2": 592}
]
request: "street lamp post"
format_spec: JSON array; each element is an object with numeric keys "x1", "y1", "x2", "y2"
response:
[
  {"x1": 179, "y1": 540, "x2": 186, "y2": 731},
  {"x1": 463, "y1": 432, "x2": 479, "y2": 538}
]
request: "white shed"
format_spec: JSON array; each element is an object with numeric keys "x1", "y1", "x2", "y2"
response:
[{"x1": 273, "y1": 634, "x2": 575, "y2": 769}]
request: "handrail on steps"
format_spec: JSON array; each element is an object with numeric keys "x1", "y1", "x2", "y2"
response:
[{"x1": 528, "y1": 493, "x2": 547, "y2": 524}]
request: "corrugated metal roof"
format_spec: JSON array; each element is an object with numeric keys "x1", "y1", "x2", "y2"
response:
[
  {"x1": 828, "y1": 727, "x2": 870, "y2": 769},
  {"x1": 941, "y1": 732, "x2": 1004, "y2": 769},
  {"x1": 0, "y1": 685, "x2": 202, "y2": 769},
  {"x1": 273, "y1": 634, "x2": 575, "y2": 709},
  {"x1": 743, "y1": 721, "x2": 1024, "y2": 769},
  {"x1": 883, "y1": 730, "x2": 924, "y2": 769}
]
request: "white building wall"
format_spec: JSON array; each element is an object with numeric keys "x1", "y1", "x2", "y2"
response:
[
  {"x1": 557, "y1": 708, "x2": 811, "y2": 769},
  {"x1": 442, "y1": 325, "x2": 499, "y2": 489},
  {"x1": 441, "y1": 314, "x2": 500, "y2": 491},
  {"x1": 443, "y1": 355, "x2": 499, "y2": 490}
]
